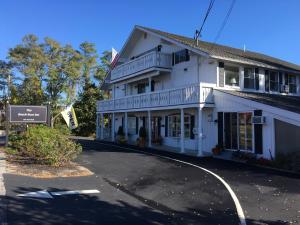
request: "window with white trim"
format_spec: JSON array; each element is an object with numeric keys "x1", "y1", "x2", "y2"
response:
[
  {"x1": 244, "y1": 68, "x2": 255, "y2": 89},
  {"x1": 238, "y1": 112, "x2": 253, "y2": 151},
  {"x1": 128, "y1": 117, "x2": 137, "y2": 135},
  {"x1": 270, "y1": 71, "x2": 279, "y2": 92},
  {"x1": 168, "y1": 115, "x2": 191, "y2": 138},
  {"x1": 288, "y1": 74, "x2": 297, "y2": 93},
  {"x1": 225, "y1": 66, "x2": 239, "y2": 87}
]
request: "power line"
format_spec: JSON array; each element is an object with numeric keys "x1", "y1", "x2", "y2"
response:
[
  {"x1": 195, "y1": 0, "x2": 216, "y2": 39},
  {"x1": 213, "y1": 0, "x2": 236, "y2": 43}
]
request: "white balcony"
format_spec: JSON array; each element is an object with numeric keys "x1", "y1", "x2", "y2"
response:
[
  {"x1": 97, "y1": 85, "x2": 214, "y2": 112},
  {"x1": 111, "y1": 51, "x2": 172, "y2": 81}
]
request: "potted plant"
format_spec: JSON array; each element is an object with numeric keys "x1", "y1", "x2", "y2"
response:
[
  {"x1": 212, "y1": 144, "x2": 222, "y2": 155},
  {"x1": 116, "y1": 126, "x2": 127, "y2": 144},
  {"x1": 137, "y1": 126, "x2": 147, "y2": 148},
  {"x1": 153, "y1": 135, "x2": 163, "y2": 145}
]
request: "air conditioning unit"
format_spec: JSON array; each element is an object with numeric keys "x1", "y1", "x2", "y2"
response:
[
  {"x1": 280, "y1": 85, "x2": 289, "y2": 93},
  {"x1": 252, "y1": 116, "x2": 266, "y2": 124}
]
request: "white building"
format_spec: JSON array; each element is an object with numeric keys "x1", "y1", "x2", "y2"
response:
[{"x1": 96, "y1": 26, "x2": 300, "y2": 160}]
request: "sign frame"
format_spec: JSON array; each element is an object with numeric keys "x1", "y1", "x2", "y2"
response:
[{"x1": 9, "y1": 105, "x2": 48, "y2": 124}]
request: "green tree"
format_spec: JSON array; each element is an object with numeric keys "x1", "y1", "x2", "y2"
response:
[
  {"x1": 94, "y1": 50, "x2": 111, "y2": 85},
  {"x1": 79, "y1": 42, "x2": 98, "y2": 86},
  {"x1": 8, "y1": 34, "x2": 47, "y2": 105},
  {"x1": 73, "y1": 83, "x2": 102, "y2": 136}
]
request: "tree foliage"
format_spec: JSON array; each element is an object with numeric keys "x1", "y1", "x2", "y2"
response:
[
  {"x1": 2, "y1": 34, "x2": 111, "y2": 136},
  {"x1": 73, "y1": 83, "x2": 102, "y2": 137}
]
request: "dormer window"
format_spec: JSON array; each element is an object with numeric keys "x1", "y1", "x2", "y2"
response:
[
  {"x1": 270, "y1": 71, "x2": 279, "y2": 92},
  {"x1": 172, "y1": 49, "x2": 190, "y2": 65},
  {"x1": 244, "y1": 68, "x2": 255, "y2": 89},
  {"x1": 225, "y1": 66, "x2": 239, "y2": 87},
  {"x1": 287, "y1": 74, "x2": 297, "y2": 93}
]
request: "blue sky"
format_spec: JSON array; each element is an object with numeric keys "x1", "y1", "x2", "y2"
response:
[{"x1": 1, "y1": 0, "x2": 300, "y2": 65}]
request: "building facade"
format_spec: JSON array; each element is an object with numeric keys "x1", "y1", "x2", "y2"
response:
[{"x1": 96, "y1": 26, "x2": 300, "y2": 159}]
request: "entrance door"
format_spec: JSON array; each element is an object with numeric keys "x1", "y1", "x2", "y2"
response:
[
  {"x1": 151, "y1": 117, "x2": 161, "y2": 141},
  {"x1": 224, "y1": 112, "x2": 238, "y2": 150}
]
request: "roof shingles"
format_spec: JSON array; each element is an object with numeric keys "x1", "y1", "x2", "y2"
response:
[{"x1": 137, "y1": 26, "x2": 300, "y2": 72}]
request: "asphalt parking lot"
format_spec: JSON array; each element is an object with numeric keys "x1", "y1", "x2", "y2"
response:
[{"x1": 3, "y1": 139, "x2": 300, "y2": 225}]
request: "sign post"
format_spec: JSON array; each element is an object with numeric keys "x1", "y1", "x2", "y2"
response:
[{"x1": 5, "y1": 103, "x2": 9, "y2": 147}]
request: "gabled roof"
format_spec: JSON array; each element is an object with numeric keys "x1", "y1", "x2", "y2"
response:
[
  {"x1": 217, "y1": 90, "x2": 300, "y2": 114},
  {"x1": 136, "y1": 26, "x2": 300, "y2": 73}
]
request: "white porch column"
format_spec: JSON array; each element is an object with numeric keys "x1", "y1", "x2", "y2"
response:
[
  {"x1": 148, "y1": 77, "x2": 152, "y2": 93},
  {"x1": 124, "y1": 112, "x2": 128, "y2": 140},
  {"x1": 148, "y1": 110, "x2": 152, "y2": 147},
  {"x1": 197, "y1": 107, "x2": 203, "y2": 156},
  {"x1": 180, "y1": 108, "x2": 185, "y2": 153},
  {"x1": 100, "y1": 113, "x2": 104, "y2": 140},
  {"x1": 111, "y1": 113, "x2": 115, "y2": 142}
]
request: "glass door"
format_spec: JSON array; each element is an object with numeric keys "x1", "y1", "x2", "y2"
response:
[{"x1": 238, "y1": 112, "x2": 253, "y2": 151}]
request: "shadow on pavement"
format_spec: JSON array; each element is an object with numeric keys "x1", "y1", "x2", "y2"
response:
[{"x1": 4, "y1": 187, "x2": 289, "y2": 225}]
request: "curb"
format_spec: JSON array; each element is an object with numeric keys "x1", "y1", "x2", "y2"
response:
[{"x1": 0, "y1": 151, "x2": 7, "y2": 225}]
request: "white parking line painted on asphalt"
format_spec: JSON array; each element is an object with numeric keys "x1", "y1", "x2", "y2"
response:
[
  {"x1": 17, "y1": 190, "x2": 53, "y2": 199},
  {"x1": 99, "y1": 142, "x2": 247, "y2": 225},
  {"x1": 17, "y1": 189, "x2": 100, "y2": 198},
  {"x1": 51, "y1": 189, "x2": 100, "y2": 196}
]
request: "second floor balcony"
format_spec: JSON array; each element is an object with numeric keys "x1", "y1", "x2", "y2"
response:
[
  {"x1": 111, "y1": 51, "x2": 172, "y2": 82},
  {"x1": 97, "y1": 84, "x2": 214, "y2": 112}
]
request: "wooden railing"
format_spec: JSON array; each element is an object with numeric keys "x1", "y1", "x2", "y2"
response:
[
  {"x1": 97, "y1": 85, "x2": 214, "y2": 112},
  {"x1": 111, "y1": 51, "x2": 172, "y2": 81}
]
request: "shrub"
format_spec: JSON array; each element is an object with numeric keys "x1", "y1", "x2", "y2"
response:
[
  {"x1": 8, "y1": 125, "x2": 82, "y2": 166},
  {"x1": 54, "y1": 122, "x2": 71, "y2": 135}
]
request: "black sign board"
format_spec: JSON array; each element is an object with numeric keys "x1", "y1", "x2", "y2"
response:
[{"x1": 9, "y1": 105, "x2": 48, "y2": 123}]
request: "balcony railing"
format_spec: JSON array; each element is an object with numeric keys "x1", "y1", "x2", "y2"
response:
[
  {"x1": 111, "y1": 51, "x2": 172, "y2": 81},
  {"x1": 97, "y1": 85, "x2": 214, "y2": 112}
]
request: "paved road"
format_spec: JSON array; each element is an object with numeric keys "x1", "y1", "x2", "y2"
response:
[{"x1": 3, "y1": 139, "x2": 300, "y2": 225}]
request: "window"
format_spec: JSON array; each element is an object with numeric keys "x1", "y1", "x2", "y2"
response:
[
  {"x1": 288, "y1": 74, "x2": 297, "y2": 94},
  {"x1": 222, "y1": 112, "x2": 253, "y2": 151},
  {"x1": 128, "y1": 117, "x2": 137, "y2": 135},
  {"x1": 244, "y1": 68, "x2": 255, "y2": 89},
  {"x1": 173, "y1": 49, "x2": 190, "y2": 65},
  {"x1": 270, "y1": 71, "x2": 279, "y2": 92},
  {"x1": 168, "y1": 115, "x2": 191, "y2": 138},
  {"x1": 225, "y1": 66, "x2": 239, "y2": 87},
  {"x1": 238, "y1": 113, "x2": 252, "y2": 151},
  {"x1": 168, "y1": 115, "x2": 180, "y2": 137}
]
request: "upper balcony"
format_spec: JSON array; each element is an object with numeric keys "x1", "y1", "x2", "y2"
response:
[
  {"x1": 97, "y1": 85, "x2": 214, "y2": 112},
  {"x1": 111, "y1": 51, "x2": 172, "y2": 82}
]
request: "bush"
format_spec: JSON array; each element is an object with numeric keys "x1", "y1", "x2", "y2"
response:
[
  {"x1": 54, "y1": 122, "x2": 71, "y2": 135},
  {"x1": 8, "y1": 125, "x2": 82, "y2": 166}
]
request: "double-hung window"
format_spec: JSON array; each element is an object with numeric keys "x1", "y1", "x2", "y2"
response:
[
  {"x1": 225, "y1": 66, "x2": 239, "y2": 87},
  {"x1": 168, "y1": 115, "x2": 191, "y2": 138},
  {"x1": 173, "y1": 49, "x2": 190, "y2": 65},
  {"x1": 288, "y1": 74, "x2": 297, "y2": 94},
  {"x1": 244, "y1": 68, "x2": 255, "y2": 89},
  {"x1": 270, "y1": 71, "x2": 279, "y2": 92}
]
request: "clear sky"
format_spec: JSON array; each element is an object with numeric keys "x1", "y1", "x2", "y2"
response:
[{"x1": 1, "y1": 0, "x2": 300, "y2": 65}]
